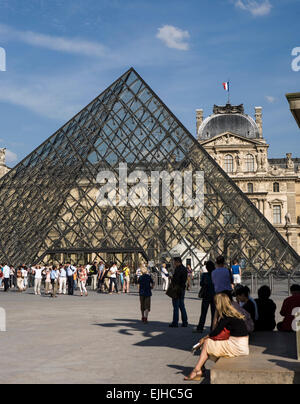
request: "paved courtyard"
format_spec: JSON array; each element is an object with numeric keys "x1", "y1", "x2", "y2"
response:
[{"x1": 0, "y1": 281, "x2": 297, "y2": 384}]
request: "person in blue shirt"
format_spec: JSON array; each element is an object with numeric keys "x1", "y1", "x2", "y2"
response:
[
  {"x1": 50, "y1": 266, "x2": 59, "y2": 298},
  {"x1": 138, "y1": 267, "x2": 154, "y2": 324},
  {"x1": 231, "y1": 259, "x2": 242, "y2": 286},
  {"x1": 211, "y1": 256, "x2": 233, "y2": 295}
]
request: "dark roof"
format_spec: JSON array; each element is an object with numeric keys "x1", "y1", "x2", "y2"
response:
[
  {"x1": 268, "y1": 158, "x2": 300, "y2": 172},
  {"x1": 199, "y1": 104, "x2": 260, "y2": 140}
]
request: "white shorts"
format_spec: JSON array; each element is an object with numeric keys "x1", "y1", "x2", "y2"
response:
[{"x1": 233, "y1": 274, "x2": 241, "y2": 284}]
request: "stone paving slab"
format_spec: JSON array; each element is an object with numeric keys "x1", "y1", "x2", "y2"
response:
[
  {"x1": 0, "y1": 285, "x2": 297, "y2": 384},
  {"x1": 0, "y1": 289, "x2": 204, "y2": 384}
]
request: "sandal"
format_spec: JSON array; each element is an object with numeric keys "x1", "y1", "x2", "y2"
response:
[{"x1": 184, "y1": 369, "x2": 203, "y2": 381}]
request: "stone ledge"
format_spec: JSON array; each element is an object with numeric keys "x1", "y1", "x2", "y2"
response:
[{"x1": 210, "y1": 332, "x2": 300, "y2": 384}]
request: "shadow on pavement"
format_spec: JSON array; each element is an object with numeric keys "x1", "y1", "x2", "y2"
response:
[
  {"x1": 166, "y1": 364, "x2": 211, "y2": 384},
  {"x1": 249, "y1": 331, "x2": 298, "y2": 360},
  {"x1": 94, "y1": 319, "x2": 199, "y2": 352}
]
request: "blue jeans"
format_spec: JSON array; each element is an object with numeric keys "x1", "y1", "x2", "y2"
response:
[{"x1": 172, "y1": 290, "x2": 188, "y2": 326}]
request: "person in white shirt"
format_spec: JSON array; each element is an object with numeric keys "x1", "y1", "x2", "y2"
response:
[
  {"x1": 59, "y1": 265, "x2": 67, "y2": 295},
  {"x1": 2, "y1": 264, "x2": 11, "y2": 292},
  {"x1": 21, "y1": 266, "x2": 28, "y2": 290},
  {"x1": 161, "y1": 263, "x2": 169, "y2": 291},
  {"x1": 109, "y1": 263, "x2": 119, "y2": 294},
  {"x1": 32, "y1": 265, "x2": 44, "y2": 296}
]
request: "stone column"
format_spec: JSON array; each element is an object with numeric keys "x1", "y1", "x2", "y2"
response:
[
  {"x1": 255, "y1": 107, "x2": 263, "y2": 138},
  {"x1": 196, "y1": 109, "x2": 204, "y2": 141}
]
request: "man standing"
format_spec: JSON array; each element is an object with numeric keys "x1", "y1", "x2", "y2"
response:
[
  {"x1": 32, "y1": 265, "x2": 43, "y2": 296},
  {"x1": 231, "y1": 259, "x2": 242, "y2": 286},
  {"x1": 89, "y1": 262, "x2": 98, "y2": 291},
  {"x1": 211, "y1": 256, "x2": 233, "y2": 295},
  {"x1": 98, "y1": 262, "x2": 105, "y2": 291},
  {"x1": 161, "y1": 263, "x2": 169, "y2": 292},
  {"x1": 109, "y1": 263, "x2": 119, "y2": 294},
  {"x1": 50, "y1": 266, "x2": 60, "y2": 298},
  {"x1": 21, "y1": 266, "x2": 28, "y2": 291},
  {"x1": 169, "y1": 257, "x2": 188, "y2": 328},
  {"x1": 66, "y1": 262, "x2": 76, "y2": 295},
  {"x1": 2, "y1": 263, "x2": 10, "y2": 292},
  {"x1": 59, "y1": 265, "x2": 67, "y2": 295}
]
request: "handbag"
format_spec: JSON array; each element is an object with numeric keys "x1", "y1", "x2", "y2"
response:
[
  {"x1": 210, "y1": 327, "x2": 230, "y2": 341},
  {"x1": 166, "y1": 282, "x2": 181, "y2": 299}
]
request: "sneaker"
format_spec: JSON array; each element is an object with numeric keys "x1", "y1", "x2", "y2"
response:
[
  {"x1": 169, "y1": 324, "x2": 178, "y2": 328},
  {"x1": 182, "y1": 323, "x2": 189, "y2": 328},
  {"x1": 192, "y1": 328, "x2": 204, "y2": 333}
]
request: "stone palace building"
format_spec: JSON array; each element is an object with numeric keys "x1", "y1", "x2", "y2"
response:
[{"x1": 196, "y1": 103, "x2": 300, "y2": 256}]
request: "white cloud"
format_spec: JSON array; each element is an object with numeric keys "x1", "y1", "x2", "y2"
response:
[
  {"x1": 0, "y1": 23, "x2": 107, "y2": 57},
  {"x1": 5, "y1": 149, "x2": 18, "y2": 164},
  {"x1": 0, "y1": 72, "x2": 89, "y2": 120},
  {"x1": 265, "y1": 95, "x2": 276, "y2": 103},
  {"x1": 234, "y1": 0, "x2": 272, "y2": 16},
  {"x1": 156, "y1": 25, "x2": 190, "y2": 51}
]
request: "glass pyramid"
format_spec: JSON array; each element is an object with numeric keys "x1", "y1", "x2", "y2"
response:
[{"x1": 0, "y1": 68, "x2": 299, "y2": 276}]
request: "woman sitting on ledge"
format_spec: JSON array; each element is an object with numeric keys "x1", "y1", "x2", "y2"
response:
[{"x1": 184, "y1": 293, "x2": 249, "y2": 381}]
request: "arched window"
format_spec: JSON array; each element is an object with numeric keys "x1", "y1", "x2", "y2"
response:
[
  {"x1": 224, "y1": 155, "x2": 234, "y2": 173},
  {"x1": 273, "y1": 182, "x2": 280, "y2": 193},
  {"x1": 246, "y1": 154, "x2": 255, "y2": 172},
  {"x1": 247, "y1": 183, "x2": 254, "y2": 193}
]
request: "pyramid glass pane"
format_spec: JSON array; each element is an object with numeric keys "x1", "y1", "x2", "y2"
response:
[{"x1": 0, "y1": 68, "x2": 299, "y2": 276}]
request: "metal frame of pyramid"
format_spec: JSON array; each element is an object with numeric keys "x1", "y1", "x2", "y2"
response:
[{"x1": 0, "y1": 68, "x2": 299, "y2": 277}]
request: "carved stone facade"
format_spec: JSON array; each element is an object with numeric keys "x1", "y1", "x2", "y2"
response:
[{"x1": 197, "y1": 104, "x2": 300, "y2": 256}]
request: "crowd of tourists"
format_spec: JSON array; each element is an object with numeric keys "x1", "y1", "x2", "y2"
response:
[{"x1": 0, "y1": 261, "x2": 134, "y2": 297}]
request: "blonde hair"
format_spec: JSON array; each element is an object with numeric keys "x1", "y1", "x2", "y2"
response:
[{"x1": 215, "y1": 293, "x2": 245, "y2": 320}]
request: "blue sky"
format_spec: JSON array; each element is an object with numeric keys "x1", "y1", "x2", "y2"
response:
[{"x1": 0, "y1": 0, "x2": 299, "y2": 166}]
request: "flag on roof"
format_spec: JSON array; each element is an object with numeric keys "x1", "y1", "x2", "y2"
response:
[{"x1": 223, "y1": 81, "x2": 230, "y2": 91}]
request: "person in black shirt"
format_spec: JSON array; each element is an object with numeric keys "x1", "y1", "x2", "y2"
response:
[
  {"x1": 236, "y1": 286, "x2": 256, "y2": 323},
  {"x1": 184, "y1": 293, "x2": 249, "y2": 381},
  {"x1": 169, "y1": 257, "x2": 188, "y2": 328},
  {"x1": 255, "y1": 286, "x2": 276, "y2": 331},
  {"x1": 138, "y1": 267, "x2": 154, "y2": 324},
  {"x1": 194, "y1": 261, "x2": 216, "y2": 333}
]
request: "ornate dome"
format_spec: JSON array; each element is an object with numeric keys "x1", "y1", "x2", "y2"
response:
[{"x1": 198, "y1": 104, "x2": 260, "y2": 141}]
